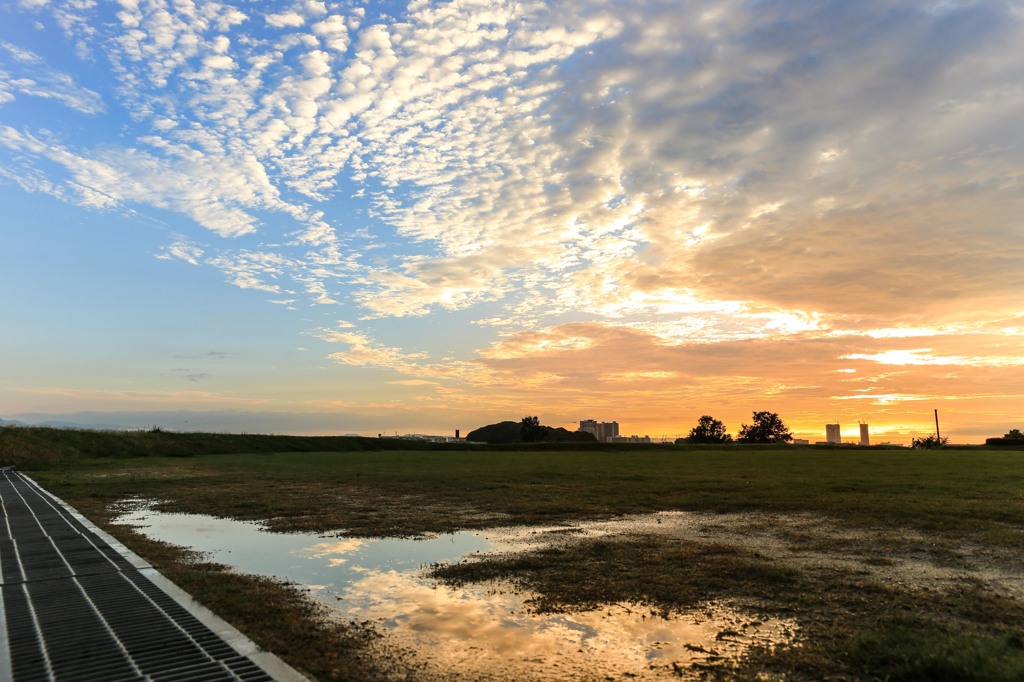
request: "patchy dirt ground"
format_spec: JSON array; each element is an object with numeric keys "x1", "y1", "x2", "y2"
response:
[
  {"x1": 575, "y1": 511, "x2": 1024, "y2": 601},
  {"x1": 428, "y1": 511, "x2": 1024, "y2": 680}
]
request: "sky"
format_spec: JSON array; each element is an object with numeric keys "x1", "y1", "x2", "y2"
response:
[{"x1": 1, "y1": 0, "x2": 1022, "y2": 444}]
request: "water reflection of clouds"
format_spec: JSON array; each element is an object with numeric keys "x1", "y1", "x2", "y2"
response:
[
  {"x1": 342, "y1": 569, "x2": 794, "y2": 679},
  {"x1": 346, "y1": 570, "x2": 536, "y2": 654},
  {"x1": 113, "y1": 503, "x2": 797, "y2": 680},
  {"x1": 303, "y1": 539, "x2": 365, "y2": 566}
]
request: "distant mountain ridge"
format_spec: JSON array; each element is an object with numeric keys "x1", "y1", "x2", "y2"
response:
[{"x1": 0, "y1": 417, "x2": 129, "y2": 430}]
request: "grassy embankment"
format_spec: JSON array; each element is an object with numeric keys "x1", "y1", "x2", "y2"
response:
[{"x1": 4, "y1": 425, "x2": 1024, "y2": 681}]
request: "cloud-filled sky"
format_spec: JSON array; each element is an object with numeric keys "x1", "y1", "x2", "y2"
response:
[{"x1": 2, "y1": 0, "x2": 1022, "y2": 443}]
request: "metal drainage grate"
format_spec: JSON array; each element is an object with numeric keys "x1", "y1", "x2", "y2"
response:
[{"x1": 1, "y1": 468, "x2": 289, "y2": 681}]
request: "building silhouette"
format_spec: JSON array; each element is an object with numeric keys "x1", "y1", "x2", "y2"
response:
[
  {"x1": 826, "y1": 423, "x2": 841, "y2": 444},
  {"x1": 580, "y1": 419, "x2": 619, "y2": 442},
  {"x1": 860, "y1": 422, "x2": 870, "y2": 446}
]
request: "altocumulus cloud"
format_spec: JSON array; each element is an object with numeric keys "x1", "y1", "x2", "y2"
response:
[{"x1": 1, "y1": 0, "x2": 1023, "y2": 436}]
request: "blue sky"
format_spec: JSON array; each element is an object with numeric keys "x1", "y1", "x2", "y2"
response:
[{"x1": 2, "y1": 0, "x2": 1023, "y2": 442}]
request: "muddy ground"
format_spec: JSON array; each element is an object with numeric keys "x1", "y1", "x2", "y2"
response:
[{"x1": 424, "y1": 510, "x2": 1024, "y2": 680}]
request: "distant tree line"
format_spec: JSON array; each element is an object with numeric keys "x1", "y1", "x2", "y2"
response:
[
  {"x1": 470, "y1": 415, "x2": 1024, "y2": 450},
  {"x1": 985, "y1": 428, "x2": 1024, "y2": 447},
  {"x1": 675, "y1": 411, "x2": 792, "y2": 445},
  {"x1": 470, "y1": 412, "x2": 797, "y2": 446}
]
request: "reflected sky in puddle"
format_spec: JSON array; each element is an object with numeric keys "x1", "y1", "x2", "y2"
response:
[{"x1": 113, "y1": 503, "x2": 796, "y2": 680}]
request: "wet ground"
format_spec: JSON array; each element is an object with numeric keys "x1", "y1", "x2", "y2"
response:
[{"x1": 112, "y1": 501, "x2": 799, "y2": 680}]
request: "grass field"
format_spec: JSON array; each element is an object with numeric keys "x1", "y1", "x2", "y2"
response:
[{"x1": 6, "y1": 426, "x2": 1024, "y2": 680}]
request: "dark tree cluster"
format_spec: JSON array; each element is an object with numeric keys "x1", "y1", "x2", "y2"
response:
[
  {"x1": 912, "y1": 434, "x2": 949, "y2": 449},
  {"x1": 737, "y1": 411, "x2": 792, "y2": 443},
  {"x1": 465, "y1": 417, "x2": 597, "y2": 445},
  {"x1": 985, "y1": 428, "x2": 1024, "y2": 447},
  {"x1": 675, "y1": 411, "x2": 792, "y2": 445},
  {"x1": 678, "y1": 415, "x2": 732, "y2": 444}
]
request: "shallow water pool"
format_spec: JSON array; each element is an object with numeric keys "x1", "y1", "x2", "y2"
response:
[{"x1": 113, "y1": 502, "x2": 796, "y2": 680}]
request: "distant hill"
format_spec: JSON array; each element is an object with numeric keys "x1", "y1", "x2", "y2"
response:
[
  {"x1": 466, "y1": 420, "x2": 596, "y2": 445},
  {"x1": 0, "y1": 418, "x2": 130, "y2": 430},
  {"x1": 38, "y1": 420, "x2": 131, "y2": 430}
]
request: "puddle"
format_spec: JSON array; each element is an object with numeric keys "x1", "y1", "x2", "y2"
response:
[{"x1": 112, "y1": 502, "x2": 797, "y2": 680}]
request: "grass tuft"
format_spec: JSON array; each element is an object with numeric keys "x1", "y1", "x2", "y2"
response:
[{"x1": 849, "y1": 619, "x2": 1024, "y2": 682}]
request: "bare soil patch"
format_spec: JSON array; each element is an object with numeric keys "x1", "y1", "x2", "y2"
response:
[{"x1": 429, "y1": 511, "x2": 1024, "y2": 680}]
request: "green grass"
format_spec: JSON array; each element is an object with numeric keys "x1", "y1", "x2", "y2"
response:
[
  {"x1": 849, "y1": 618, "x2": 1024, "y2": 682},
  {"x1": 17, "y1": 438, "x2": 1024, "y2": 544},
  {"x1": 7, "y1": 426, "x2": 1024, "y2": 681},
  {"x1": 0, "y1": 425, "x2": 480, "y2": 466}
]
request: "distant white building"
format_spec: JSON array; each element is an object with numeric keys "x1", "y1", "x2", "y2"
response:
[
  {"x1": 826, "y1": 423, "x2": 841, "y2": 444},
  {"x1": 580, "y1": 419, "x2": 619, "y2": 442},
  {"x1": 609, "y1": 435, "x2": 652, "y2": 444},
  {"x1": 859, "y1": 423, "x2": 870, "y2": 446}
]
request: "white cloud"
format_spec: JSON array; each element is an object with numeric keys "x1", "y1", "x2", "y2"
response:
[
  {"x1": 4, "y1": 0, "x2": 1024, "y2": 379},
  {"x1": 319, "y1": 329, "x2": 428, "y2": 368},
  {"x1": 206, "y1": 251, "x2": 291, "y2": 294},
  {"x1": 831, "y1": 393, "x2": 928, "y2": 404},
  {"x1": 842, "y1": 349, "x2": 1024, "y2": 368},
  {"x1": 266, "y1": 12, "x2": 305, "y2": 29},
  {"x1": 0, "y1": 127, "x2": 270, "y2": 236},
  {"x1": 313, "y1": 324, "x2": 498, "y2": 385},
  {"x1": 312, "y1": 15, "x2": 349, "y2": 53},
  {"x1": 0, "y1": 42, "x2": 104, "y2": 114},
  {"x1": 155, "y1": 238, "x2": 204, "y2": 265}
]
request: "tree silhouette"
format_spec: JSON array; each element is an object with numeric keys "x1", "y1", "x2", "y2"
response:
[
  {"x1": 520, "y1": 415, "x2": 544, "y2": 443},
  {"x1": 912, "y1": 434, "x2": 948, "y2": 449},
  {"x1": 685, "y1": 415, "x2": 732, "y2": 444},
  {"x1": 736, "y1": 411, "x2": 792, "y2": 443}
]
